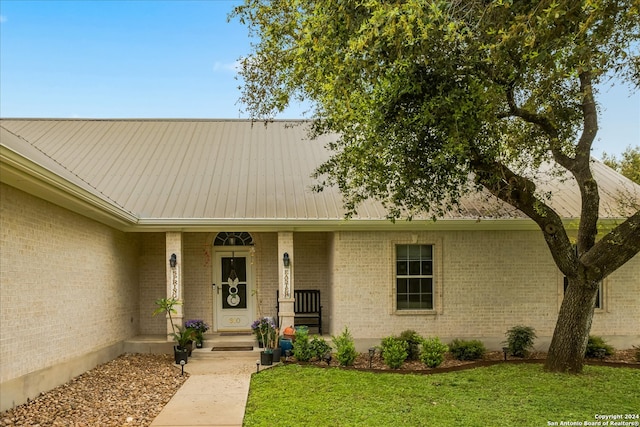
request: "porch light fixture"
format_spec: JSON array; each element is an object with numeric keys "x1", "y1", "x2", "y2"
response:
[
  {"x1": 169, "y1": 253, "x2": 177, "y2": 268},
  {"x1": 283, "y1": 252, "x2": 290, "y2": 267},
  {"x1": 228, "y1": 233, "x2": 236, "y2": 246},
  {"x1": 368, "y1": 347, "x2": 376, "y2": 368}
]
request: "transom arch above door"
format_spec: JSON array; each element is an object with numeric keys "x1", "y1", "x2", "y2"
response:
[{"x1": 213, "y1": 232, "x2": 254, "y2": 246}]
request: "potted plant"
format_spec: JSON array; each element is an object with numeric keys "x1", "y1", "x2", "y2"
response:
[
  {"x1": 185, "y1": 319, "x2": 210, "y2": 348},
  {"x1": 172, "y1": 326, "x2": 196, "y2": 357},
  {"x1": 152, "y1": 297, "x2": 190, "y2": 364},
  {"x1": 251, "y1": 317, "x2": 273, "y2": 348},
  {"x1": 252, "y1": 317, "x2": 276, "y2": 365}
]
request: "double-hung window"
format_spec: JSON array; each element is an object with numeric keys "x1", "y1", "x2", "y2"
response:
[{"x1": 396, "y1": 244, "x2": 434, "y2": 310}]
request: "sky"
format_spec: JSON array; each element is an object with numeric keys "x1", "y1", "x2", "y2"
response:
[{"x1": 0, "y1": 0, "x2": 638, "y2": 160}]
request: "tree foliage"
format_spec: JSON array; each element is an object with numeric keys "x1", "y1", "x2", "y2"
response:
[
  {"x1": 602, "y1": 146, "x2": 640, "y2": 184},
  {"x1": 232, "y1": 0, "x2": 640, "y2": 373}
]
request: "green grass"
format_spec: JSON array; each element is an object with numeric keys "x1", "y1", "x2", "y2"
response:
[{"x1": 243, "y1": 364, "x2": 639, "y2": 426}]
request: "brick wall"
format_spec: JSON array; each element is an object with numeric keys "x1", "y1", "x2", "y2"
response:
[
  {"x1": 0, "y1": 184, "x2": 140, "y2": 383},
  {"x1": 329, "y1": 230, "x2": 640, "y2": 349},
  {"x1": 138, "y1": 232, "x2": 166, "y2": 335}
]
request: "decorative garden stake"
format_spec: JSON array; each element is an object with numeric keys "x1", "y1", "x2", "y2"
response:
[{"x1": 368, "y1": 347, "x2": 376, "y2": 368}]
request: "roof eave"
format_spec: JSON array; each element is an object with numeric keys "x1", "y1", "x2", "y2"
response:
[{"x1": 1, "y1": 145, "x2": 139, "y2": 230}]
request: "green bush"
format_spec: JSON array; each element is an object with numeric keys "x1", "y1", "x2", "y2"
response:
[
  {"x1": 380, "y1": 336, "x2": 408, "y2": 369},
  {"x1": 309, "y1": 335, "x2": 332, "y2": 360},
  {"x1": 399, "y1": 330, "x2": 423, "y2": 361},
  {"x1": 420, "y1": 337, "x2": 448, "y2": 368},
  {"x1": 332, "y1": 327, "x2": 357, "y2": 366},
  {"x1": 292, "y1": 326, "x2": 313, "y2": 362},
  {"x1": 449, "y1": 339, "x2": 486, "y2": 361},
  {"x1": 585, "y1": 336, "x2": 614, "y2": 358},
  {"x1": 505, "y1": 325, "x2": 536, "y2": 358}
]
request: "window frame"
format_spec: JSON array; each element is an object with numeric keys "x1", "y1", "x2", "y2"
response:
[{"x1": 395, "y1": 244, "x2": 436, "y2": 312}]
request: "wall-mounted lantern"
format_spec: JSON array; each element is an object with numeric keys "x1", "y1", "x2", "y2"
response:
[
  {"x1": 169, "y1": 253, "x2": 177, "y2": 268},
  {"x1": 283, "y1": 252, "x2": 290, "y2": 268}
]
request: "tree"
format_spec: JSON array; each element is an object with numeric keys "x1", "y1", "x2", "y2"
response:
[
  {"x1": 602, "y1": 146, "x2": 640, "y2": 184},
  {"x1": 232, "y1": 0, "x2": 640, "y2": 373}
]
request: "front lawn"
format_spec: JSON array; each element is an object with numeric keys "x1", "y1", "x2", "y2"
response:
[{"x1": 244, "y1": 364, "x2": 639, "y2": 426}]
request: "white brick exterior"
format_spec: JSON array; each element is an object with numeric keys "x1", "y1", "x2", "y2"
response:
[{"x1": 1, "y1": 184, "x2": 140, "y2": 410}]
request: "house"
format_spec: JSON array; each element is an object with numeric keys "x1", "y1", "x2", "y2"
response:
[{"x1": 1, "y1": 118, "x2": 638, "y2": 410}]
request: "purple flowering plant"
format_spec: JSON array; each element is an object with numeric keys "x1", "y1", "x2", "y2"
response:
[
  {"x1": 251, "y1": 317, "x2": 276, "y2": 349},
  {"x1": 185, "y1": 319, "x2": 209, "y2": 334}
]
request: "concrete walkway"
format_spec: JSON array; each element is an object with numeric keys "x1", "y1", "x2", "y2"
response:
[{"x1": 150, "y1": 348, "x2": 270, "y2": 427}]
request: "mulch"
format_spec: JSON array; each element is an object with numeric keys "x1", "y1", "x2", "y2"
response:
[{"x1": 287, "y1": 349, "x2": 639, "y2": 374}]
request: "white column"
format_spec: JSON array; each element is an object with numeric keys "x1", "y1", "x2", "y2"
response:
[
  {"x1": 277, "y1": 232, "x2": 295, "y2": 331},
  {"x1": 166, "y1": 232, "x2": 184, "y2": 340}
]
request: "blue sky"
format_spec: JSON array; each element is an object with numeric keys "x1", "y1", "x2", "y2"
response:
[{"x1": 0, "y1": 0, "x2": 638, "y2": 159}]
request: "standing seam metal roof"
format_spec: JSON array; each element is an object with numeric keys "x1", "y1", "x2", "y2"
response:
[{"x1": 1, "y1": 118, "x2": 638, "y2": 224}]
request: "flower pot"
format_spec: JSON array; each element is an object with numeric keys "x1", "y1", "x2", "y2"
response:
[
  {"x1": 272, "y1": 347, "x2": 282, "y2": 363},
  {"x1": 279, "y1": 337, "x2": 293, "y2": 354},
  {"x1": 174, "y1": 346, "x2": 188, "y2": 365},
  {"x1": 195, "y1": 340, "x2": 203, "y2": 349},
  {"x1": 260, "y1": 351, "x2": 273, "y2": 366}
]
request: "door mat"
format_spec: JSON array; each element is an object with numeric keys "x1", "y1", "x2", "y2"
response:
[
  {"x1": 219, "y1": 332, "x2": 253, "y2": 336},
  {"x1": 212, "y1": 346, "x2": 254, "y2": 352}
]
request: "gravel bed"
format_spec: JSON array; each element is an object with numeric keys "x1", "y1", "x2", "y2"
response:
[{"x1": 1, "y1": 353, "x2": 188, "y2": 427}]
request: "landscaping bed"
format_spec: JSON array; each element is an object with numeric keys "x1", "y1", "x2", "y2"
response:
[
  {"x1": 0, "y1": 353, "x2": 188, "y2": 427},
  {"x1": 299, "y1": 348, "x2": 640, "y2": 373}
]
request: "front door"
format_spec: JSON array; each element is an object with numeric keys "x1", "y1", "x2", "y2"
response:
[{"x1": 214, "y1": 251, "x2": 254, "y2": 331}]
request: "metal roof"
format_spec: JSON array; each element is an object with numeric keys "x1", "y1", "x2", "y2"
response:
[{"x1": 1, "y1": 118, "x2": 638, "y2": 230}]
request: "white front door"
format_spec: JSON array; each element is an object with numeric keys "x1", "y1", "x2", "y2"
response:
[{"x1": 214, "y1": 250, "x2": 254, "y2": 331}]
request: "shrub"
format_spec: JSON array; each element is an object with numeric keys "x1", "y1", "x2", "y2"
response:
[
  {"x1": 332, "y1": 327, "x2": 357, "y2": 366},
  {"x1": 449, "y1": 339, "x2": 486, "y2": 361},
  {"x1": 380, "y1": 336, "x2": 408, "y2": 369},
  {"x1": 585, "y1": 336, "x2": 614, "y2": 358},
  {"x1": 420, "y1": 337, "x2": 448, "y2": 368},
  {"x1": 292, "y1": 326, "x2": 313, "y2": 362},
  {"x1": 505, "y1": 325, "x2": 536, "y2": 358},
  {"x1": 399, "y1": 330, "x2": 423, "y2": 361},
  {"x1": 309, "y1": 335, "x2": 332, "y2": 360}
]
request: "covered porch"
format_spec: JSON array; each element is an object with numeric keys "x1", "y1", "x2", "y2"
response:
[{"x1": 139, "y1": 230, "x2": 333, "y2": 341}]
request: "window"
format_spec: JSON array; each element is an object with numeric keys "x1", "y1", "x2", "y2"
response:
[
  {"x1": 396, "y1": 244, "x2": 434, "y2": 310},
  {"x1": 563, "y1": 278, "x2": 602, "y2": 309}
]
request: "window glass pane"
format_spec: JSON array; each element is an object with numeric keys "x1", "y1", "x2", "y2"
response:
[
  {"x1": 397, "y1": 260, "x2": 408, "y2": 275},
  {"x1": 408, "y1": 245, "x2": 421, "y2": 260},
  {"x1": 409, "y1": 278, "x2": 421, "y2": 293},
  {"x1": 396, "y1": 279, "x2": 408, "y2": 294},
  {"x1": 421, "y1": 245, "x2": 433, "y2": 259},
  {"x1": 422, "y1": 260, "x2": 433, "y2": 275},
  {"x1": 409, "y1": 260, "x2": 421, "y2": 275},
  {"x1": 421, "y1": 278, "x2": 433, "y2": 293},
  {"x1": 397, "y1": 245, "x2": 408, "y2": 260}
]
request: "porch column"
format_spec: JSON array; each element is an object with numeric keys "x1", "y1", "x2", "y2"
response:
[
  {"x1": 277, "y1": 232, "x2": 295, "y2": 331},
  {"x1": 166, "y1": 232, "x2": 184, "y2": 341}
]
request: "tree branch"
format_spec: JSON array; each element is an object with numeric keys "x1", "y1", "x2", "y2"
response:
[
  {"x1": 471, "y1": 157, "x2": 578, "y2": 275},
  {"x1": 582, "y1": 210, "x2": 640, "y2": 279}
]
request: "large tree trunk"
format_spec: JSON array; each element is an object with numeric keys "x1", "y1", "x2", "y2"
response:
[{"x1": 544, "y1": 278, "x2": 598, "y2": 373}]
